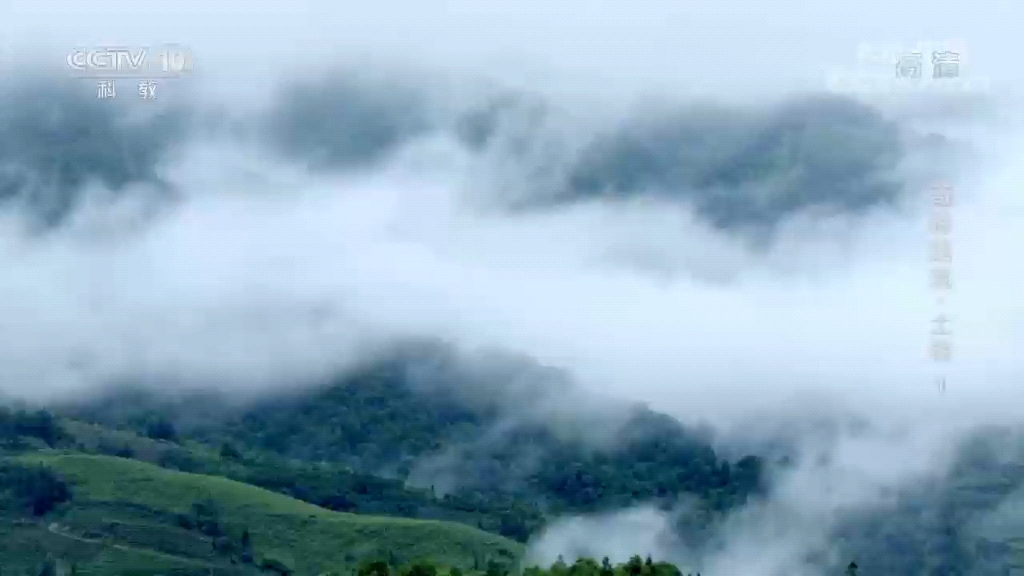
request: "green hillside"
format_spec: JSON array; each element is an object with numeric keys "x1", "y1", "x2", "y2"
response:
[
  {"x1": 60, "y1": 346, "x2": 765, "y2": 542},
  {"x1": 28, "y1": 356, "x2": 1024, "y2": 576},
  {"x1": 7, "y1": 452, "x2": 521, "y2": 576},
  {"x1": 55, "y1": 418, "x2": 549, "y2": 541}
]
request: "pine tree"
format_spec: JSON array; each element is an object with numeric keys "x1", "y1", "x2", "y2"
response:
[{"x1": 625, "y1": 556, "x2": 644, "y2": 576}]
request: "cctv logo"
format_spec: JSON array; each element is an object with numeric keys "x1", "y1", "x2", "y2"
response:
[{"x1": 67, "y1": 45, "x2": 191, "y2": 78}]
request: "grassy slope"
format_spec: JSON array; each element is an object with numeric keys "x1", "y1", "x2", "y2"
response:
[
  {"x1": 18, "y1": 452, "x2": 523, "y2": 576},
  {"x1": 0, "y1": 514, "x2": 234, "y2": 576},
  {"x1": 59, "y1": 419, "x2": 548, "y2": 541}
]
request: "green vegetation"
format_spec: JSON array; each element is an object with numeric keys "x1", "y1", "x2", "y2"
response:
[
  {"x1": 0, "y1": 349, "x2": 770, "y2": 576},
  {"x1": 10, "y1": 349, "x2": 1024, "y2": 576},
  {"x1": 59, "y1": 420, "x2": 546, "y2": 541},
  {"x1": 0, "y1": 443, "x2": 718, "y2": 576},
  {"x1": 0, "y1": 461, "x2": 72, "y2": 516},
  {"x1": 0, "y1": 452, "x2": 520, "y2": 576},
  {"x1": 0, "y1": 398, "x2": 1021, "y2": 576},
  {"x1": 523, "y1": 556, "x2": 683, "y2": 576},
  {"x1": 0, "y1": 406, "x2": 69, "y2": 450},
  {"x1": 59, "y1": 351, "x2": 765, "y2": 542}
]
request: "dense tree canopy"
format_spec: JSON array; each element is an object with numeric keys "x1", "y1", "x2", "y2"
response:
[{"x1": 60, "y1": 354, "x2": 765, "y2": 542}]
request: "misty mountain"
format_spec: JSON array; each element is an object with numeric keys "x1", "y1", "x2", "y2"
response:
[
  {"x1": 53, "y1": 376, "x2": 1024, "y2": 576},
  {"x1": 559, "y1": 96, "x2": 905, "y2": 231},
  {"x1": 827, "y1": 428, "x2": 1024, "y2": 576},
  {"x1": 0, "y1": 78, "x2": 189, "y2": 228},
  {"x1": 263, "y1": 74, "x2": 433, "y2": 170},
  {"x1": 57, "y1": 344, "x2": 764, "y2": 537},
  {"x1": 427, "y1": 89, "x2": 913, "y2": 235},
  {"x1": 0, "y1": 0, "x2": 1021, "y2": 574},
  {"x1": 0, "y1": 72, "x2": 922, "y2": 241}
]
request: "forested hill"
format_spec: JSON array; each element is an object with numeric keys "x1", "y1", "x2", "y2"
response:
[{"x1": 58, "y1": 345, "x2": 765, "y2": 540}]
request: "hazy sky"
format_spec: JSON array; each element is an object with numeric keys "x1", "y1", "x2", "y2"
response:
[
  {"x1": 1, "y1": 0, "x2": 1019, "y2": 100},
  {"x1": 0, "y1": 0, "x2": 1019, "y2": 417}
]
